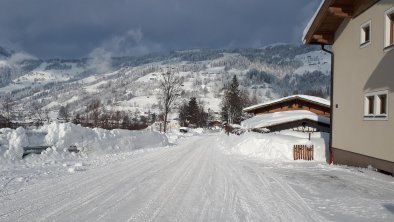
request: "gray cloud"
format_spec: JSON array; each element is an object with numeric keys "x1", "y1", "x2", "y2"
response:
[{"x1": 0, "y1": 0, "x2": 320, "y2": 58}]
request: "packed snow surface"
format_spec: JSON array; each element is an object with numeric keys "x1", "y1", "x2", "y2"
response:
[
  {"x1": 241, "y1": 110, "x2": 330, "y2": 129},
  {"x1": 0, "y1": 130, "x2": 393, "y2": 221},
  {"x1": 243, "y1": 94, "x2": 330, "y2": 112}
]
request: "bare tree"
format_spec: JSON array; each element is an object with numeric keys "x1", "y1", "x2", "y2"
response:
[
  {"x1": 1, "y1": 95, "x2": 14, "y2": 127},
  {"x1": 86, "y1": 99, "x2": 101, "y2": 127},
  {"x1": 112, "y1": 110, "x2": 122, "y2": 128},
  {"x1": 30, "y1": 101, "x2": 44, "y2": 125},
  {"x1": 159, "y1": 68, "x2": 183, "y2": 132},
  {"x1": 44, "y1": 109, "x2": 51, "y2": 123}
]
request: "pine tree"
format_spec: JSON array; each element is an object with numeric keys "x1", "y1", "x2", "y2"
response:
[
  {"x1": 58, "y1": 105, "x2": 70, "y2": 122},
  {"x1": 178, "y1": 97, "x2": 208, "y2": 128},
  {"x1": 178, "y1": 101, "x2": 189, "y2": 127},
  {"x1": 221, "y1": 75, "x2": 244, "y2": 124},
  {"x1": 187, "y1": 97, "x2": 199, "y2": 126}
]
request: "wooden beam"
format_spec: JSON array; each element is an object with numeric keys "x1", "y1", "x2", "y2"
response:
[
  {"x1": 312, "y1": 34, "x2": 334, "y2": 44},
  {"x1": 328, "y1": 6, "x2": 353, "y2": 18}
]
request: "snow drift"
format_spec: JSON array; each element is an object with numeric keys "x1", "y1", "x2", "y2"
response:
[
  {"x1": 0, "y1": 122, "x2": 169, "y2": 163},
  {"x1": 241, "y1": 110, "x2": 330, "y2": 129},
  {"x1": 219, "y1": 131, "x2": 328, "y2": 162}
]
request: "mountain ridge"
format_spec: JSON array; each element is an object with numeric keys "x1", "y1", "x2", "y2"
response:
[{"x1": 0, "y1": 43, "x2": 331, "y2": 122}]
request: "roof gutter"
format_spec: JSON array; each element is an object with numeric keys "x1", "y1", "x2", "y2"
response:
[{"x1": 321, "y1": 44, "x2": 334, "y2": 164}]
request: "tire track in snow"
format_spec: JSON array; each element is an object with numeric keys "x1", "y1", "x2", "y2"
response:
[
  {"x1": 2, "y1": 135, "x2": 390, "y2": 221},
  {"x1": 0, "y1": 146, "x2": 180, "y2": 221},
  {"x1": 39, "y1": 145, "x2": 195, "y2": 221}
]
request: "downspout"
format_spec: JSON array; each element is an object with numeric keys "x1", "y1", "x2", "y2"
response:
[{"x1": 321, "y1": 44, "x2": 334, "y2": 164}]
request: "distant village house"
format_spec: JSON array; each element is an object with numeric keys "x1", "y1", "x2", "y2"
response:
[
  {"x1": 242, "y1": 95, "x2": 330, "y2": 133},
  {"x1": 243, "y1": 95, "x2": 330, "y2": 117}
]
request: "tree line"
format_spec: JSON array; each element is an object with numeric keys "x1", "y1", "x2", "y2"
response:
[{"x1": 0, "y1": 96, "x2": 155, "y2": 130}]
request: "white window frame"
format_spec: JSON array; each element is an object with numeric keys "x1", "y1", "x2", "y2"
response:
[
  {"x1": 384, "y1": 7, "x2": 394, "y2": 51},
  {"x1": 360, "y1": 20, "x2": 371, "y2": 48},
  {"x1": 364, "y1": 90, "x2": 389, "y2": 120}
]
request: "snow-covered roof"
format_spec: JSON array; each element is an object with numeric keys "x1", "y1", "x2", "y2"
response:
[
  {"x1": 243, "y1": 95, "x2": 330, "y2": 112},
  {"x1": 241, "y1": 110, "x2": 330, "y2": 129}
]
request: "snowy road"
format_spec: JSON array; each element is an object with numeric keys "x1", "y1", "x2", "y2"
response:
[{"x1": 1, "y1": 135, "x2": 394, "y2": 221}]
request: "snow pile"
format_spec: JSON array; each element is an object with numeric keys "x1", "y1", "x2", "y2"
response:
[
  {"x1": 220, "y1": 131, "x2": 328, "y2": 162},
  {"x1": 189, "y1": 128, "x2": 205, "y2": 134},
  {"x1": 0, "y1": 128, "x2": 28, "y2": 162},
  {"x1": 241, "y1": 110, "x2": 330, "y2": 129},
  {"x1": 0, "y1": 122, "x2": 169, "y2": 163},
  {"x1": 43, "y1": 122, "x2": 170, "y2": 156}
]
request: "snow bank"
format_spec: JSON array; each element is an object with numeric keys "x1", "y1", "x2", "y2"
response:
[
  {"x1": 0, "y1": 122, "x2": 169, "y2": 163},
  {"x1": 241, "y1": 110, "x2": 330, "y2": 129},
  {"x1": 219, "y1": 131, "x2": 328, "y2": 162},
  {"x1": 0, "y1": 128, "x2": 28, "y2": 162}
]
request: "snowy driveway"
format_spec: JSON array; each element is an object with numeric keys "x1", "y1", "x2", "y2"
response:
[{"x1": 0, "y1": 135, "x2": 394, "y2": 221}]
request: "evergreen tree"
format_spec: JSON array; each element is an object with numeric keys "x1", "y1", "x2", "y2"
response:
[
  {"x1": 187, "y1": 97, "x2": 199, "y2": 126},
  {"x1": 58, "y1": 105, "x2": 70, "y2": 122},
  {"x1": 178, "y1": 97, "x2": 208, "y2": 128},
  {"x1": 178, "y1": 101, "x2": 189, "y2": 127},
  {"x1": 221, "y1": 75, "x2": 244, "y2": 124}
]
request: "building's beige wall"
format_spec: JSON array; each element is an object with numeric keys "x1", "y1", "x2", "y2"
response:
[{"x1": 332, "y1": 0, "x2": 394, "y2": 162}]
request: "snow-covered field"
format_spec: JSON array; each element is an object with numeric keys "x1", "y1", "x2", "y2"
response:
[{"x1": 0, "y1": 124, "x2": 393, "y2": 221}]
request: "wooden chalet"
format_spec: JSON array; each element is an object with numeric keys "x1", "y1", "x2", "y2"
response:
[
  {"x1": 242, "y1": 110, "x2": 331, "y2": 133},
  {"x1": 243, "y1": 95, "x2": 330, "y2": 117}
]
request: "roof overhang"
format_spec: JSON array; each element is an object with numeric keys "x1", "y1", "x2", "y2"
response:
[{"x1": 303, "y1": 0, "x2": 379, "y2": 45}]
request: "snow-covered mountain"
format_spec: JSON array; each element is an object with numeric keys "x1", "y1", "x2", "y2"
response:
[{"x1": 0, "y1": 43, "x2": 331, "y2": 121}]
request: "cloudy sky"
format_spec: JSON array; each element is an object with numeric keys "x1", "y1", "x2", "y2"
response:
[{"x1": 0, "y1": 0, "x2": 320, "y2": 59}]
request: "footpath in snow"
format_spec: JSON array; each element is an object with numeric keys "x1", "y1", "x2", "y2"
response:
[{"x1": 0, "y1": 125, "x2": 394, "y2": 222}]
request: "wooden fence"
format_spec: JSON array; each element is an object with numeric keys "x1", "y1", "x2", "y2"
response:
[{"x1": 293, "y1": 145, "x2": 314, "y2": 161}]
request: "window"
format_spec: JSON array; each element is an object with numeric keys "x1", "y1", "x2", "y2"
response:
[
  {"x1": 384, "y1": 7, "x2": 394, "y2": 49},
  {"x1": 364, "y1": 90, "x2": 389, "y2": 120},
  {"x1": 366, "y1": 95, "x2": 375, "y2": 115},
  {"x1": 378, "y1": 94, "x2": 387, "y2": 115},
  {"x1": 360, "y1": 21, "x2": 371, "y2": 47}
]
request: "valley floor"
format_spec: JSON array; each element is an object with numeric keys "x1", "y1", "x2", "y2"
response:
[{"x1": 1, "y1": 134, "x2": 394, "y2": 221}]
